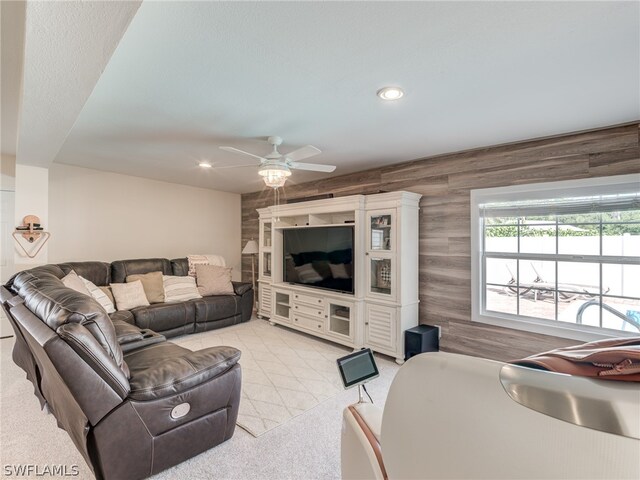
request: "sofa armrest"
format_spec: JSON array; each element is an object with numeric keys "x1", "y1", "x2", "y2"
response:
[
  {"x1": 126, "y1": 343, "x2": 241, "y2": 401},
  {"x1": 112, "y1": 319, "x2": 145, "y2": 343},
  {"x1": 342, "y1": 404, "x2": 386, "y2": 480},
  {"x1": 232, "y1": 281, "x2": 252, "y2": 296},
  {"x1": 109, "y1": 310, "x2": 135, "y2": 325},
  {"x1": 112, "y1": 319, "x2": 166, "y2": 353}
]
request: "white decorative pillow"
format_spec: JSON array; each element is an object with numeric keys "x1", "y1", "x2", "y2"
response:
[
  {"x1": 62, "y1": 270, "x2": 92, "y2": 296},
  {"x1": 110, "y1": 281, "x2": 150, "y2": 311},
  {"x1": 80, "y1": 276, "x2": 116, "y2": 314},
  {"x1": 329, "y1": 263, "x2": 350, "y2": 279},
  {"x1": 163, "y1": 275, "x2": 202, "y2": 302},
  {"x1": 187, "y1": 255, "x2": 209, "y2": 277},
  {"x1": 187, "y1": 254, "x2": 226, "y2": 277},
  {"x1": 295, "y1": 263, "x2": 323, "y2": 284}
]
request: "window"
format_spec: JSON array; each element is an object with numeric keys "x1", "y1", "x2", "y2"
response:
[{"x1": 471, "y1": 174, "x2": 640, "y2": 341}]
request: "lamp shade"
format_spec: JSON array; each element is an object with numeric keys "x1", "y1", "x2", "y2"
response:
[{"x1": 242, "y1": 239, "x2": 259, "y2": 255}]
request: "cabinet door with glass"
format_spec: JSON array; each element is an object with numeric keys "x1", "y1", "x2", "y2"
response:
[
  {"x1": 272, "y1": 289, "x2": 291, "y2": 323},
  {"x1": 365, "y1": 209, "x2": 397, "y2": 300},
  {"x1": 326, "y1": 300, "x2": 355, "y2": 342},
  {"x1": 259, "y1": 220, "x2": 272, "y2": 280},
  {"x1": 366, "y1": 210, "x2": 395, "y2": 252}
]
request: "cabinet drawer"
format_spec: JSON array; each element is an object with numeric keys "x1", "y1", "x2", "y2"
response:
[
  {"x1": 292, "y1": 292, "x2": 324, "y2": 307},
  {"x1": 293, "y1": 302, "x2": 325, "y2": 319},
  {"x1": 292, "y1": 314, "x2": 324, "y2": 333}
]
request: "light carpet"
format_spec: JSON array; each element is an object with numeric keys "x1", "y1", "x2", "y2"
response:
[
  {"x1": 0, "y1": 317, "x2": 399, "y2": 479},
  {"x1": 173, "y1": 320, "x2": 348, "y2": 436}
]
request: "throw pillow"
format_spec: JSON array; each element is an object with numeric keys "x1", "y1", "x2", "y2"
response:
[
  {"x1": 110, "y1": 281, "x2": 150, "y2": 311},
  {"x1": 80, "y1": 276, "x2": 116, "y2": 314},
  {"x1": 126, "y1": 271, "x2": 165, "y2": 304},
  {"x1": 163, "y1": 275, "x2": 202, "y2": 302},
  {"x1": 329, "y1": 263, "x2": 350, "y2": 279},
  {"x1": 295, "y1": 263, "x2": 323, "y2": 284},
  {"x1": 61, "y1": 270, "x2": 92, "y2": 296},
  {"x1": 195, "y1": 264, "x2": 234, "y2": 296},
  {"x1": 187, "y1": 254, "x2": 227, "y2": 277},
  {"x1": 187, "y1": 254, "x2": 210, "y2": 277},
  {"x1": 99, "y1": 286, "x2": 115, "y2": 304}
]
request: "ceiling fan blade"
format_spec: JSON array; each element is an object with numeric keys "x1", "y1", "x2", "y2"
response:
[
  {"x1": 220, "y1": 146, "x2": 266, "y2": 161},
  {"x1": 286, "y1": 145, "x2": 321, "y2": 162},
  {"x1": 289, "y1": 162, "x2": 336, "y2": 173},
  {"x1": 213, "y1": 163, "x2": 259, "y2": 169}
]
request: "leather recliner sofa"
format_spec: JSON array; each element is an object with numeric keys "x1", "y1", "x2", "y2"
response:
[
  {"x1": 0, "y1": 258, "x2": 251, "y2": 480},
  {"x1": 60, "y1": 257, "x2": 253, "y2": 337}
]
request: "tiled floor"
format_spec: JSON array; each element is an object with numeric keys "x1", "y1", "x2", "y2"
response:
[{"x1": 174, "y1": 320, "x2": 349, "y2": 436}]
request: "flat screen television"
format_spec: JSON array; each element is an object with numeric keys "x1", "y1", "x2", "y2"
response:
[{"x1": 283, "y1": 226, "x2": 354, "y2": 294}]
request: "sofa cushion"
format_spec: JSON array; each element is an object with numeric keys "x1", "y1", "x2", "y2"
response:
[
  {"x1": 163, "y1": 275, "x2": 202, "y2": 302},
  {"x1": 170, "y1": 258, "x2": 189, "y2": 277},
  {"x1": 111, "y1": 281, "x2": 150, "y2": 311},
  {"x1": 111, "y1": 258, "x2": 172, "y2": 284},
  {"x1": 191, "y1": 296, "x2": 239, "y2": 324},
  {"x1": 126, "y1": 271, "x2": 165, "y2": 304},
  {"x1": 58, "y1": 261, "x2": 111, "y2": 287},
  {"x1": 195, "y1": 265, "x2": 234, "y2": 296},
  {"x1": 124, "y1": 342, "x2": 240, "y2": 401},
  {"x1": 131, "y1": 301, "x2": 195, "y2": 333}
]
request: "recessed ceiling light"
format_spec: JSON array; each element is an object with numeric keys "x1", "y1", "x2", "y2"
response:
[
  {"x1": 198, "y1": 161, "x2": 212, "y2": 168},
  {"x1": 377, "y1": 86, "x2": 404, "y2": 101}
]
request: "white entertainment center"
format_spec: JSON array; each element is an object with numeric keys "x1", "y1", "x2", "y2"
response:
[{"x1": 256, "y1": 191, "x2": 421, "y2": 364}]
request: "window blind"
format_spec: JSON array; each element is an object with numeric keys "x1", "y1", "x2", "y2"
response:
[{"x1": 480, "y1": 192, "x2": 640, "y2": 218}]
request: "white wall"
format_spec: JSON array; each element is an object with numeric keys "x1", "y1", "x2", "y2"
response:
[
  {"x1": 1, "y1": 154, "x2": 16, "y2": 283},
  {"x1": 14, "y1": 164, "x2": 49, "y2": 268},
  {"x1": 1, "y1": 155, "x2": 17, "y2": 337},
  {"x1": 48, "y1": 164, "x2": 242, "y2": 279}
]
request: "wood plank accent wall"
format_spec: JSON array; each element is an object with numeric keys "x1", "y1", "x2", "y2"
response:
[{"x1": 241, "y1": 124, "x2": 640, "y2": 361}]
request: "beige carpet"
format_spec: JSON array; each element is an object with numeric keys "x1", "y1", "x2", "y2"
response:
[{"x1": 174, "y1": 320, "x2": 350, "y2": 436}]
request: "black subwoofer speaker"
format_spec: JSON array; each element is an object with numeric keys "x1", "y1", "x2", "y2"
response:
[{"x1": 405, "y1": 324, "x2": 439, "y2": 360}]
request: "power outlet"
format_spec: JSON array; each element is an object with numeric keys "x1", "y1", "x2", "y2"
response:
[{"x1": 434, "y1": 324, "x2": 442, "y2": 339}]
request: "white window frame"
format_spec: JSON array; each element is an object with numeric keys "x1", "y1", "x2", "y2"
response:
[{"x1": 471, "y1": 173, "x2": 640, "y2": 342}]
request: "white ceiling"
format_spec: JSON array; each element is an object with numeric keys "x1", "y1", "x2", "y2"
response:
[
  {"x1": 13, "y1": 1, "x2": 141, "y2": 167},
  {"x1": 15, "y1": 1, "x2": 640, "y2": 193}
]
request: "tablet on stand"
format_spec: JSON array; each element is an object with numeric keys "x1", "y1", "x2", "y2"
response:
[{"x1": 336, "y1": 348, "x2": 379, "y2": 403}]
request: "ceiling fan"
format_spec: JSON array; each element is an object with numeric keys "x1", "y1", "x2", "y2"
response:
[{"x1": 219, "y1": 136, "x2": 336, "y2": 188}]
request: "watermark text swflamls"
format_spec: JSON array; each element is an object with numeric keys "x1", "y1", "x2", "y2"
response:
[{"x1": 3, "y1": 464, "x2": 80, "y2": 477}]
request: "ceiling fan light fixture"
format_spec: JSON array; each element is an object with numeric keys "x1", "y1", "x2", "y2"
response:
[
  {"x1": 198, "y1": 161, "x2": 212, "y2": 168},
  {"x1": 377, "y1": 86, "x2": 404, "y2": 101},
  {"x1": 258, "y1": 163, "x2": 291, "y2": 189}
]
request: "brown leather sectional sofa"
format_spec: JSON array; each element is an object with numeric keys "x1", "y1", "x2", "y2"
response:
[{"x1": 0, "y1": 257, "x2": 254, "y2": 480}]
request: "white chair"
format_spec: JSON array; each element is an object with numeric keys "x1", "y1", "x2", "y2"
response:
[{"x1": 342, "y1": 352, "x2": 640, "y2": 479}]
